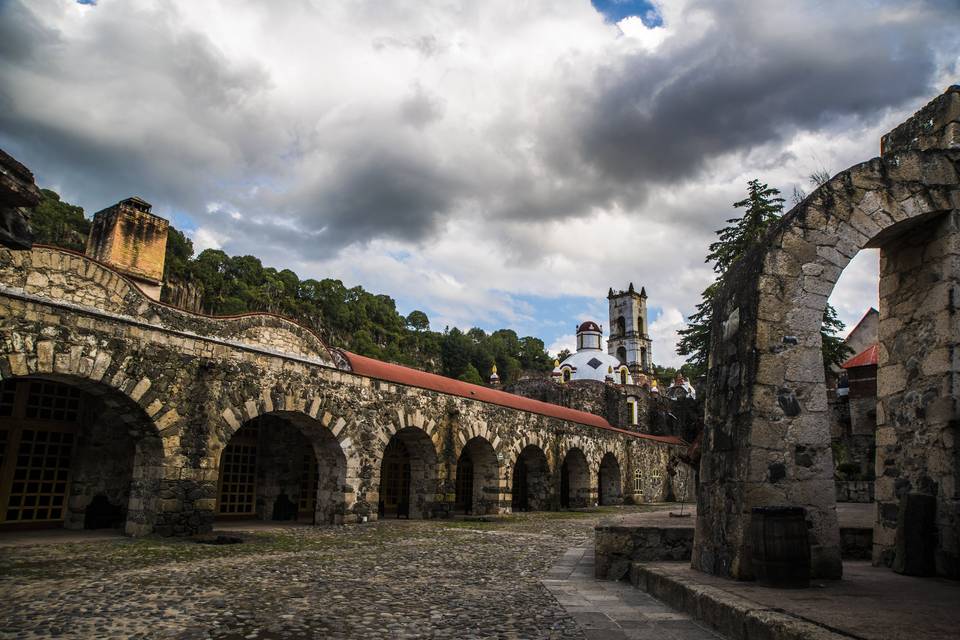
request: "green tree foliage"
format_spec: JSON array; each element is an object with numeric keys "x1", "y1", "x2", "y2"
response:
[
  {"x1": 26, "y1": 188, "x2": 567, "y2": 382},
  {"x1": 821, "y1": 303, "x2": 853, "y2": 369},
  {"x1": 707, "y1": 179, "x2": 785, "y2": 275},
  {"x1": 678, "y1": 178, "x2": 848, "y2": 376},
  {"x1": 163, "y1": 226, "x2": 195, "y2": 281},
  {"x1": 31, "y1": 189, "x2": 90, "y2": 251},
  {"x1": 406, "y1": 310, "x2": 430, "y2": 331},
  {"x1": 458, "y1": 363, "x2": 484, "y2": 385}
]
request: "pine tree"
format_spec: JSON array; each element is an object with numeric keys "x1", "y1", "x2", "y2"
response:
[
  {"x1": 677, "y1": 180, "x2": 784, "y2": 375},
  {"x1": 678, "y1": 178, "x2": 848, "y2": 375},
  {"x1": 821, "y1": 303, "x2": 853, "y2": 369}
]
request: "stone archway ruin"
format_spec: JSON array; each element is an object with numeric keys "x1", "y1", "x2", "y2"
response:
[{"x1": 695, "y1": 87, "x2": 960, "y2": 580}]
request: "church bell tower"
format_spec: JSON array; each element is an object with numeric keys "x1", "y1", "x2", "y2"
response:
[{"x1": 607, "y1": 283, "x2": 652, "y2": 378}]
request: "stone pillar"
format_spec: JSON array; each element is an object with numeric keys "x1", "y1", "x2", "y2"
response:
[
  {"x1": 874, "y1": 210, "x2": 960, "y2": 578},
  {"x1": 693, "y1": 251, "x2": 843, "y2": 581}
]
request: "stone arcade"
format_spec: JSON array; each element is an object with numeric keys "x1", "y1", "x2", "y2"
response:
[{"x1": 0, "y1": 195, "x2": 693, "y2": 535}]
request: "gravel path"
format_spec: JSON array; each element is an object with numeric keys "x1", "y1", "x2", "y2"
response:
[{"x1": 0, "y1": 507, "x2": 660, "y2": 639}]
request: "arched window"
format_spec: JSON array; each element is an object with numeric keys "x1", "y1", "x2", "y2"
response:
[
  {"x1": 616, "y1": 316, "x2": 626, "y2": 336},
  {"x1": 638, "y1": 315, "x2": 644, "y2": 335},
  {"x1": 616, "y1": 346, "x2": 627, "y2": 364},
  {"x1": 620, "y1": 367, "x2": 628, "y2": 385},
  {"x1": 633, "y1": 468, "x2": 643, "y2": 494},
  {"x1": 640, "y1": 347, "x2": 648, "y2": 369},
  {"x1": 628, "y1": 399, "x2": 638, "y2": 425},
  {"x1": 562, "y1": 369, "x2": 571, "y2": 383}
]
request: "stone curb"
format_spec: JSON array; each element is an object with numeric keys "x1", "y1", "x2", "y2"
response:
[{"x1": 630, "y1": 563, "x2": 851, "y2": 640}]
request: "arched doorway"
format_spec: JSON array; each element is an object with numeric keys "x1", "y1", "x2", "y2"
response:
[
  {"x1": 378, "y1": 427, "x2": 437, "y2": 519},
  {"x1": 455, "y1": 437, "x2": 499, "y2": 515},
  {"x1": 216, "y1": 412, "x2": 346, "y2": 524},
  {"x1": 560, "y1": 448, "x2": 590, "y2": 509},
  {"x1": 598, "y1": 453, "x2": 622, "y2": 506},
  {"x1": 0, "y1": 375, "x2": 162, "y2": 534},
  {"x1": 511, "y1": 445, "x2": 549, "y2": 512}
]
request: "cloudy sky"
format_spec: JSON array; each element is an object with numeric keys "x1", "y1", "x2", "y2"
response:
[{"x1": 2, "y1": 0, "x2": 958, "y2": 366}]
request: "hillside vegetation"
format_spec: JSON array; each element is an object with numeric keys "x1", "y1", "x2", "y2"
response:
[{"x1": 31, "y1": 189, "x2": 554, "y2": 383}]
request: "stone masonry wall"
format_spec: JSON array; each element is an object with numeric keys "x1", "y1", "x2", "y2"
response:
[
  {"x1": 875, "y1": 210, "x2": 960, "y2": 576},
  {"x1": 505, "y1": 376, "x2": 700, "y2": 442},
  {"x1": 0, "y1": 244, "x2": 689, "y2": 536}
]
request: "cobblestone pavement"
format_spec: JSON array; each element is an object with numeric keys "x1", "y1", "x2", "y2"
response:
[
  {"x1": 0, "y1": 506, "x2": 700, "y2": 639},
  {"x1": 544, "y1": 545, "x2": 724, "y2": 640}
]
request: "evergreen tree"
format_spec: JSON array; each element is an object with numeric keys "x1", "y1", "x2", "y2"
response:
[
  {"x1": 31, "y1": 189, "x2": 90, "y2": 251},
  {"x1": 678, "y1": 178, "x2": 848, "y2": 375},
  {"x1": 821, "y1": 303, "x2": 853, "y2": 369},
  {"x1": 677, "y1": 180, "x2": 784, "y2": 375},
  {"x1": 458, "y1": 363, "x2": 484, "y2": 385}
]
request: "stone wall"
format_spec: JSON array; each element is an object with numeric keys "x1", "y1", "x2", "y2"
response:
[
  {"x1": 835, "y1": 481, "x2": 874, "y2": 503},
  {"x1": 505, "y1": 376, "x2": 700, "y2": 442},
  {"x1": 2, "y1": 246, "x2": 337, "y2": 366},
  {"x1": 0, "y1": 244, "x2": 691, "y2": 536},
  {"x1": 595, "y1": 524, "x2": 694, "y2": 579},
  {"x1": 695, "y1": 88, "x2": 960, "y2": 580},
  {"x1": 874, "y1": 210, "x2": 960, "y2": 576}
]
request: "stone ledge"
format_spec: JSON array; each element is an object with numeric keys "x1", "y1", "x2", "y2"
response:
[{"x1": 630, "y1": 562, "x2": 848, "y2": 640}]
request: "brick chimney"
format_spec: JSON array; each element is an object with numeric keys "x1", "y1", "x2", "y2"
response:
[{"x1": 85, "y1": 197, "x2": 168, "y2": 300}]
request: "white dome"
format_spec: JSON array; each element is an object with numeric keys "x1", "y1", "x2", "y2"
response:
[{"x1": 558, "y1": 350, "x2": 632, "y2": 384}]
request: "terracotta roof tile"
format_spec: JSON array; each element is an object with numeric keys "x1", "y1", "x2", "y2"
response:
[
  {"x1": 343, "y1": 351, "x2": 684, "y2": 445},
  {"x1": 842, "y1": 343, "x2": 878, "y2": 369}
]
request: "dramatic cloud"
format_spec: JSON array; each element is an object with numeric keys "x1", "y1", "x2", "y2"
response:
[{"x1": 1, "y1": 0, "x2": 957, "y2": 365}]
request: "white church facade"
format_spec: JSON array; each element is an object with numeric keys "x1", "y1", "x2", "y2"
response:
[{"x1": 554, "y1": 283, "x2": 654, "y2": 386}]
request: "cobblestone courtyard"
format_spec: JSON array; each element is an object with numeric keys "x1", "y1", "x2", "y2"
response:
[{"x1": 0, "y1": 506, "x2": 715, "y2": 640}]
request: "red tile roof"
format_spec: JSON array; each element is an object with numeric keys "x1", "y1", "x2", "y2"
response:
[
  {"x1": 343, "y1": 351, "x2": 684, "y2": 445},
  {"x1": 842, "y1": 343, "x2": 878, "y2": 369}
]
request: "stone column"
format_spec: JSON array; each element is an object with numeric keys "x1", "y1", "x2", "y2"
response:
[{"x1": 874, "y1": 210, "x2": 960, "y2": 577}]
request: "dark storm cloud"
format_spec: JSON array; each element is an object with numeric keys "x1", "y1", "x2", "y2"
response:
[
  {"x1": 0, "y1": 0, "x2": 956, "y2": 263},
  {"x1": 0, "y1": 0, "x2": 270, "y2": 217},
  {"x1": 281, "y1": 149, "x2": 463, "y2": 249},
  {"x1": 0, "y1": 1, "x2": 59, "y2": 64},
  {"x1": 572, "y1": 0, "x2": 958, "y2": 184}
]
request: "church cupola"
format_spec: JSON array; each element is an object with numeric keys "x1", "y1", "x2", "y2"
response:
[
  {"x1": 489, "y1": 363, "x2": 500, "y2": 386},
  {"x1": 576, "y1": 321, "x2": 603, "y2": 351}
]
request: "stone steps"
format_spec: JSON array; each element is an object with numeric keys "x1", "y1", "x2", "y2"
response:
[{"x1": 630, "y1": 562, "x2": 849, "y2": 640}]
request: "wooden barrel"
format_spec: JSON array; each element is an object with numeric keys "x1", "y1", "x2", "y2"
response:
[{"x1": 750, "y1": 506, "x2": 810, "y2": 588}]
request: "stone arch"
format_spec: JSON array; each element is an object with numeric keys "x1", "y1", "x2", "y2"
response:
[
  {"x1": 560, "y1": 447, "x2": 590, "y2": 509},
  {"x1": 0, "y1": 373, "x2": 165, "y2": 536},
  {"x1": 598, "y1": 452, "x2": 623, "y2": 506},
  {"x1": 212, "y1": 387, "x2": 366, "y2": 524},
  {"x1": 696, "y1": 89, "x2": 960, "y2": 580},
  {"x1": 377, "y1": 426, "x2": 438, "y2": 519},
  {"x1": 0, "y1": 332, "x2": 193, "y2": 535},
  {"x1": 213, "y1": 410, "x2": 348, "y2": 525},
  {"x1": 616, "y1": 316, "x2": 626, "y2": 336},
  {"x1": 454, "y1": 436, "x2": 500, "y2": 515},
  {"x1": 511, "y1": 444, "x2": 550, "y2": 512}
]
